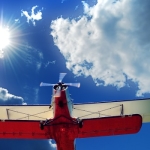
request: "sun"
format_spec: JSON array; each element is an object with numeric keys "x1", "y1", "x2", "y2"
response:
[
  {"x1": 0, "y1": 26, "x2": 10, "y2": 58},
  {"x1": 0, "y1": 26, "x2": 10, "y2": 49}
]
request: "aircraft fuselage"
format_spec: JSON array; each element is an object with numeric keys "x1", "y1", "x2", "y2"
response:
[{"x1": 48, "y1": 87, "x2": 78, "y2": 150}]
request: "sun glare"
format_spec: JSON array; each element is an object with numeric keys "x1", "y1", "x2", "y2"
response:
[
  {"x1": 0, "y1": 26, "x2": 10, "y2": 50},
  {"x1": 0, "y1": 26, "x2": 10, "y2": 58}
]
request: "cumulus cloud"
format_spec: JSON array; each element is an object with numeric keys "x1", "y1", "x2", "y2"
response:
[
  {"x1": 21, "y1": 5, "x2": 43, "y2": 26},
  {"x1": 50, "y1": 0, "x2": 150, "y2": 96},
  {"x1": 0, "y1": 87, "x2": 26, "y2": 104}
]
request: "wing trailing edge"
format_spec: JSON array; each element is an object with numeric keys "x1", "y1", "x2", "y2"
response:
[{"x1": 78, "y1": 114, "x2": 142, "y2": 138}]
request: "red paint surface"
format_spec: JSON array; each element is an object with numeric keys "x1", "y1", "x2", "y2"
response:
[
  {"x1": 0, "y1": 90, "x2": 142, "y2": 150},
  {"x1": 53, "y1": 90, "x2": 71, "y2": 118},
  {"x1": 78, "y1": 114, "x2": 142, "y2": 138}
]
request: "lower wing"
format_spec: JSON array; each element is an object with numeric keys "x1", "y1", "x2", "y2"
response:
[
  {"x1": 0, "y1": 120, "x2": 51, "y2": 139},
  {"x1": 78, "y1": 114, "x2": 142, "y2": 138},
  {"x1": 0, "y1": 115, "x2": 142, "y2": 139}
]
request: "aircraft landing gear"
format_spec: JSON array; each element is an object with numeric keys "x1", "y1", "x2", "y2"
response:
[
  {"x1": 40, "y1": 119, "x2": 51, "y2": 130},
  {"x1": 40, "y1": 121, "x2": 44, "y2": 130},
  {"x1": 79, "y1": 120, "x2": 83, "y2": 128},
  {"x1": 77, "y1": 118, "x2": 83, "y2": 128}
]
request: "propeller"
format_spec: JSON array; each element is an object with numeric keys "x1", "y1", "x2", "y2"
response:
[
  {"x1": 40, "y1": 73, "x2": 80, "y2": 97},
  {"x1": 59, "y1": 73, "x2": 67, "y2": 82},
  {"x1": 40, "y1": 83, "x2": 55, "y2": 86},
  {"x1": 65, "y1": 83, "x2": 80, "y2": 88}
]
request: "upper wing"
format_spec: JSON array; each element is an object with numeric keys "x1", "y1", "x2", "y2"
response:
[
  {"x1": 78, "y1": 114, "x2": 142, "y2": 138},
  {"x1": 73, "y1": 99, "x2": 150, "y2": 122},
  {"x1": 0, "y1": 105, "x2": 53, "y2": 120}
]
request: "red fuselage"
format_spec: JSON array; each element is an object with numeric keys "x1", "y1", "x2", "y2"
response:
[{"x1": 49, "y1": 89, "x2": 78, "y2": 150}]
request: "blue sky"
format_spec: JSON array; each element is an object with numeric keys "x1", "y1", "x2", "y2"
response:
[{"x1": 0, "y1": 0, "x2": 150, "y2": 149}]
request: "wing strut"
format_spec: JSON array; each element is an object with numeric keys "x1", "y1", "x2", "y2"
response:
[
  {"x1": 6, "y1": 109, "x2": 9, "y2": 120},
  {"x1": 120, "y1": 104, "x2": 124, "y2": 116}
]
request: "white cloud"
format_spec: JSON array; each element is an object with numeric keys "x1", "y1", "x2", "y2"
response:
[
  {"x1": 51, "y1": 0, "x2": 150, "y2": 96},
  {"x1": 75, "y1": 5, "x2": 79, "y2": 10},
  {"x1": 34, "y1": 88, "x2": 39, "y2": 103},
  {"x1": 0, "y1": 87, "x2": 26, "y2": 104},
  {"x1": 14, "y1": 19, "x2": 20, "y2": 23},
  {"x1": 45, "y1": 60, "x2": 56, "y2": 68},
  {"x1": 21, "y1": 5, "x2": 43, "y2": 26},
  {"x1": 49, "y1": 140, "x2": 56, "y2": 150}
]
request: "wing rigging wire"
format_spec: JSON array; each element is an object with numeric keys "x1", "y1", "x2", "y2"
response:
[
  {"x1": 73, "y1": 104, "x2": 123, "y2": 118},
  {"x1": 5, "y1": 104, "x2": 124, "y2": 120},
  {"x1": 5, "y1": 108, "x2": 53, "y2": 120}
]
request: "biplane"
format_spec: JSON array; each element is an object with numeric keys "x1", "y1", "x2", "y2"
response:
[{"x1": 0, "y1": 73, "x2": 150, "y2": 150}]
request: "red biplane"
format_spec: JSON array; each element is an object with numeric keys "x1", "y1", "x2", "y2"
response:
[{"x1": 0, "y1": 73, "x2": 150, "y2": 150}]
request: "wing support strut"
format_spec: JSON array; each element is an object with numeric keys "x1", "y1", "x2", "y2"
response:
[
  {"x1": 6, "y1": 109, "x2": 9, "y2": 120},
  {"x1": 120, "y1": 104, "x2": 124, "y2": 116}
]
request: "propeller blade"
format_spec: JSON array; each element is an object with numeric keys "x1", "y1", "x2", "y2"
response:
[
  {"x1": 40, "y1": 82, "x2": 55, "y2": 87},
  {"x1": 65, "y1": 83, "x2": 80, "y2": 88},
  {"x1": 54, "y1": 86, "x2": 61, "y2": 97},
  {"x1": 59, "y1": 73, "x2": 67, "y2": 83}
]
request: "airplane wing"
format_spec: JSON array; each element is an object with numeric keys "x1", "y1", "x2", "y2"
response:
[
  {"x1": 73, "y1": 98, "x2": 150, "y2": 123},
  {"x1": 0, "y1": 105, "x2": 54, "y2": 139},
  {"x1": 78, "y1": 114, "x2": 142, "y2": 138},
  {"x1": 0, "y1": 105, "x2": 53, "y2": 120},
  {"x1": 0, "y1": 115, "x2": 142, "y2": 139},
  {"x1": 0, "y1": 120, "x2": 52, "y2": 139},
  {"x1": 0, "y1": 103, "x2": 143, "y2": 140}
]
